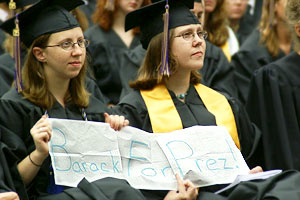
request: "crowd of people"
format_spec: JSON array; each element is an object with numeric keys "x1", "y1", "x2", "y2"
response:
[{"x1": 0, "y1": 0, "x2": 299, "y2": 199}]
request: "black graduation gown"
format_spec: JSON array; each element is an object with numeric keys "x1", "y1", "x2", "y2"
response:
[
  {"x1": 119, "y1": 42, "x2": 238, "y2": 100},
  {"x1": 231, "y1": 29, "x2": 288, "y2": 104},
  {"x1": 0, "y1": 88, "x2": 109, "y2": 199},
  {"x1": 0, "y1": 30, "x2": 5, "y2": 55},
  {"x1": 84, "y1": 25, "x2": 141, "y2": 105},
  {"x1": 0, "y1": 51, "x2": 27, "y2": 97},
  {"x1": 114, "y1": 85, "x2": 262, "y2": 168},
  {"x1": 245, "y1": 51, "x2": 300, "y2": 171},
  {"x1": 0, "y1": 125, "x2": 29, "y2": 199},
  {"x1": 112, "y1": 85, "x2": 263, "y2": 199},
  {"x1": 78, "y1": 0, "x2": 96, "y2": 27}
]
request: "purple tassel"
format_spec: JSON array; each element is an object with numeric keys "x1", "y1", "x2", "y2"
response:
[
  {"x1": 160, "y1": 0, "x2": 170, "y2": 76},
  {"x1": 13, "y1": 14, "x2": 23, "y2": 92}
]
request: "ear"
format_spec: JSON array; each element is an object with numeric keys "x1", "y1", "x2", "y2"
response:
[
  {"x1": 33, "y1": 47, "x2": 47, "y2": 62},
  {"x1": 295, "y1": 24, "x2": 300, "y2": 38}
]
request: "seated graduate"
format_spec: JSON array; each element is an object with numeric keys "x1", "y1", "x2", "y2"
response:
[
  {"x1": 84, "y1": 0, "x2": 151, "y2": 106},
  {"x1": 0, "y1": 0, "x2": 141, "y2": 199},
  {"x1": 112, "y1": 0, "x2": 263, "y2": 197},
  {"x1": 245, "y1": 0, "x2": 300, "y2": 171},
  {"x1": 231, "y1": 0, "x2": 292, "y2": 104}
]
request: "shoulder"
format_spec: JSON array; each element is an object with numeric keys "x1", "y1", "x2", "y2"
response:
[{"x1": 84, "y1": 25, "x2": 107, "y2": 43}]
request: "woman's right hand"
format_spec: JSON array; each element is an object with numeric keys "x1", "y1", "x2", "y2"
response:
[
  {"x1": 30, "y1": 115, "x2": 52, "y2": 158},
  {"x1": 164, "y1": 174, "x2": 198, "y2": 200}
]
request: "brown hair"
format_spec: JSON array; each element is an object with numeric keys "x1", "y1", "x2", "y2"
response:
[
  {"x1": 286, "y1": 0, "x2": 300, "y2": 51},
  {"x1": 205, "y1": 0, "x2": 229, "y2": 47},
  {"x1": 130, "y1": 30, "x2": 201, "y2": 90},
  {"x1": 259, "y1": 0, "x2": 282, "y2": 57},
  {"x1": 72, "y1": 8, "x2": 89, "y2": 32},
  {"x1": 21, "y1": 33, "x2": 90, "y2": 110},
  {"x1": 92, "y1": 0, "x2": 151, "y2": 33}
]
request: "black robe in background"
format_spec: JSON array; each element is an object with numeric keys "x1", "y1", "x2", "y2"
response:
[
  {"x1": 231, "y1": 29, "x2": 289, "y2": 104},
  {"x1": 0, "y1": 30, "x2": 5, "y2": 55},
  {"x1": 84, "y1": 25, "x2": 141, "y2": 105},
  {"x1": 119, "y1": 42, "x2": 238, "y2": 100},
  {"x1": 237, "y1": 0, "x2": 263, "y2": 45},
  {"x1": 245, "y1": 51, "x2": 300, "y2": 171},
  {"x1": 0, "y1": 88, "x2": 109, "y2": 199},
  {"x1": 78, "y1": 0, "x2": 96, "y2": 27}
]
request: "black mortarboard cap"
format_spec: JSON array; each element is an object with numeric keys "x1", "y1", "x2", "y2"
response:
[
  {"x1": 125, "y1": 0, "x2": 200, "y2": 49},
  {"x1": 0, "y1": 0, "x2": 84, "y2": 48},
  {"x1": 0, "y1": 0, "x2": 38, "y2": 9}
]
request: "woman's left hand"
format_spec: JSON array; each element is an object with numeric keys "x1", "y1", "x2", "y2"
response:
[{"x1": 104, "y1": 113, "x2": 129, "y2": 131}]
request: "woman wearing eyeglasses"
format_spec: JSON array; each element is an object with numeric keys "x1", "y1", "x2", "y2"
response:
[
  {"x1": 0, "y1": 0, "x2": 134, "y2": 199},
  {"x1": 113, "y1": 2, "x2": 262, "y2": 196}
]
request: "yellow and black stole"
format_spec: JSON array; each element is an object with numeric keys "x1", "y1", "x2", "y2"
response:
[{"x1": 140, "y1": 83, "x2": 240, "y2": 149}]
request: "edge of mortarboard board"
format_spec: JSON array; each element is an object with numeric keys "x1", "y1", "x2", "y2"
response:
[
  {"x1": 0, "y1": 0, "x2": 84, "y2": 36},
  {"x1": 125, "y1": 0, "x2": 195, "y2": 32}
]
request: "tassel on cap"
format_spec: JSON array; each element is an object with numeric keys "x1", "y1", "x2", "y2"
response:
[
  {"x1": 13, "y1": 14, "x2": 23, "y2": 92},
  {"x1": 105, "y1": 0, "x2": 115, "y2": 11},
  {"x1": 160, "y1": 0, "x2": 170, "y2": 76}
]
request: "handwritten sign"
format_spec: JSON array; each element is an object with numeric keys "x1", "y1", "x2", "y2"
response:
[{"x1": 49, "y1": 119, "x2": 249, "y2": 189}]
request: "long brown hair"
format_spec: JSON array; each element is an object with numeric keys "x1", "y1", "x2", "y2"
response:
[
  {"x1": 286, "y1": 0, "x2": 300, "y2": 52},
  {"x1": 259, "y1": 0, "x2": 283, "y2": 57},
  {"x1": 130, "y1": 30, "x2": 201, "y2": 90},
  {"x1": 205, "y1": 0, "x2": 229, "y2": 47},
  {"x1": 92, "y1": 0, "x2": 151, "y2": 33},
  {"x1": 22, "y1": 33, "x2": 90, "y2": 110}
]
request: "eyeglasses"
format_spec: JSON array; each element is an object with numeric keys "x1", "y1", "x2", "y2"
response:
[
  {"x1": 174, "y1": 31, "x2": 208, "y2": 41},
  {"x1": 44, "y1": 39, "x2": 90, "y2": 51}
]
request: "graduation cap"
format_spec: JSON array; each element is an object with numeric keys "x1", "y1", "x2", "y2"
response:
[
  {"x1": 125, "y1": 0, "x2": 199, "y2": 76},
  {"x1": 0, "y1": 0, "x2": 84, "y2": 92}
]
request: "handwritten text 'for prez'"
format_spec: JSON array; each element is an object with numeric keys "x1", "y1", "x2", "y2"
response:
[{"x1": 48, "y1": 119, "x2": 249, "y2": 190}]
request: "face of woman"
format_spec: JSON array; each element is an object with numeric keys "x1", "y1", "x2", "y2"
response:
[
  {"x1": 171, "y1": 24, "x2": 206, "y2": 72},
  {"x1": 191, "y1": 2, "x2": 204, "y2": 24},
  {"x1": 227, "y1": 0, "x2": 248, "y2": 21},
  {"x1": 118, "y1": 0, "x2": 144, "y2": 15},
  {"x1": 205, "y1": 0, "x2": 217, "y2": 13},
  {"x1": 42, "y1": 27, "x2": 86, "y2": 80}
]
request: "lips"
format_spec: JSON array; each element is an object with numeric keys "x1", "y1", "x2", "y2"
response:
[
  {"x1": 192, "y1": 51, "x2": 203, "y2": 56},
  {"x1": 69, "y1": 61, "x2": 82, "y2": 67}
]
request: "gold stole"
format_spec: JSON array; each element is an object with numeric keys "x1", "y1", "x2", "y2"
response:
[
  {"x1": 140, "y1": 83, "x2": 240, "y2": 149},
  {"x1": 220, "y1": 41, "x2": 231, "y2": 62}
]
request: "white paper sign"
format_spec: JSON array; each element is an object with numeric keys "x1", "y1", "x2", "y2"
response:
[{"x1": 48, "y1": 119, "x2": 250, "y2": 190}]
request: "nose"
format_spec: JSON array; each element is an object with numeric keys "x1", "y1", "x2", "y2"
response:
[
  {"x1": 71, "y1": 43, "x2": 83, "y2": 56},
  {"x1": 192, "y1": 33, "x2": 203, "y2": 47}
]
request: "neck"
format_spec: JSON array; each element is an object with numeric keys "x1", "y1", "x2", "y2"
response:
[
  {"x1": 276, "y1": 21, "x2": 291, "y2": 44},
  {"x1": 164, "y1": 69, "x2": 191, "y2": 96},
  {"x1": 46, "y1": 75, "x2": 70, "y2": 107},
  {"x1": 112, "y1": 10, "x2": 126, "y2": 31}
]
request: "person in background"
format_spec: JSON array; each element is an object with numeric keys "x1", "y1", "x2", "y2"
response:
[
  {"x1": 0, "y1": 0, "x2": 137, "y2": 199},
  {"x1": 245, "y1": 0, "x2": 300, "y2": 171},
  {"x1": 84, "y1": 0, "x2": 151, "y2": 106},
  {"x1": 204, "y1": 0, "x2": 239, "y2": 61},
  {"x1": 237, "y1": 0, "x2": 263, "y2": 45},
  {"x1": 226, "y1": 0, "x2": 250, "y2": 45},
  {"x1": 231, "y1": 0, "x2": 292, "y2": 105}
]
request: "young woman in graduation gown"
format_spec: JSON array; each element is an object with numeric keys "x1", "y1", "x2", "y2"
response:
[
  {"x1": 84, "y1": 0, "x2": 151, "y2": 106},
  {"x1": 245, "y1": 0, "x2": 300, "y2": 171},
  {"x1": 0, "y1": 0, "x2": 146, "y2": 199},
  {"x1": 111, "y1": 0, "x2": 264, "y2": 198},
  {"x1": 231, "y1": 0, "x2": 292, "y2": 104}
]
